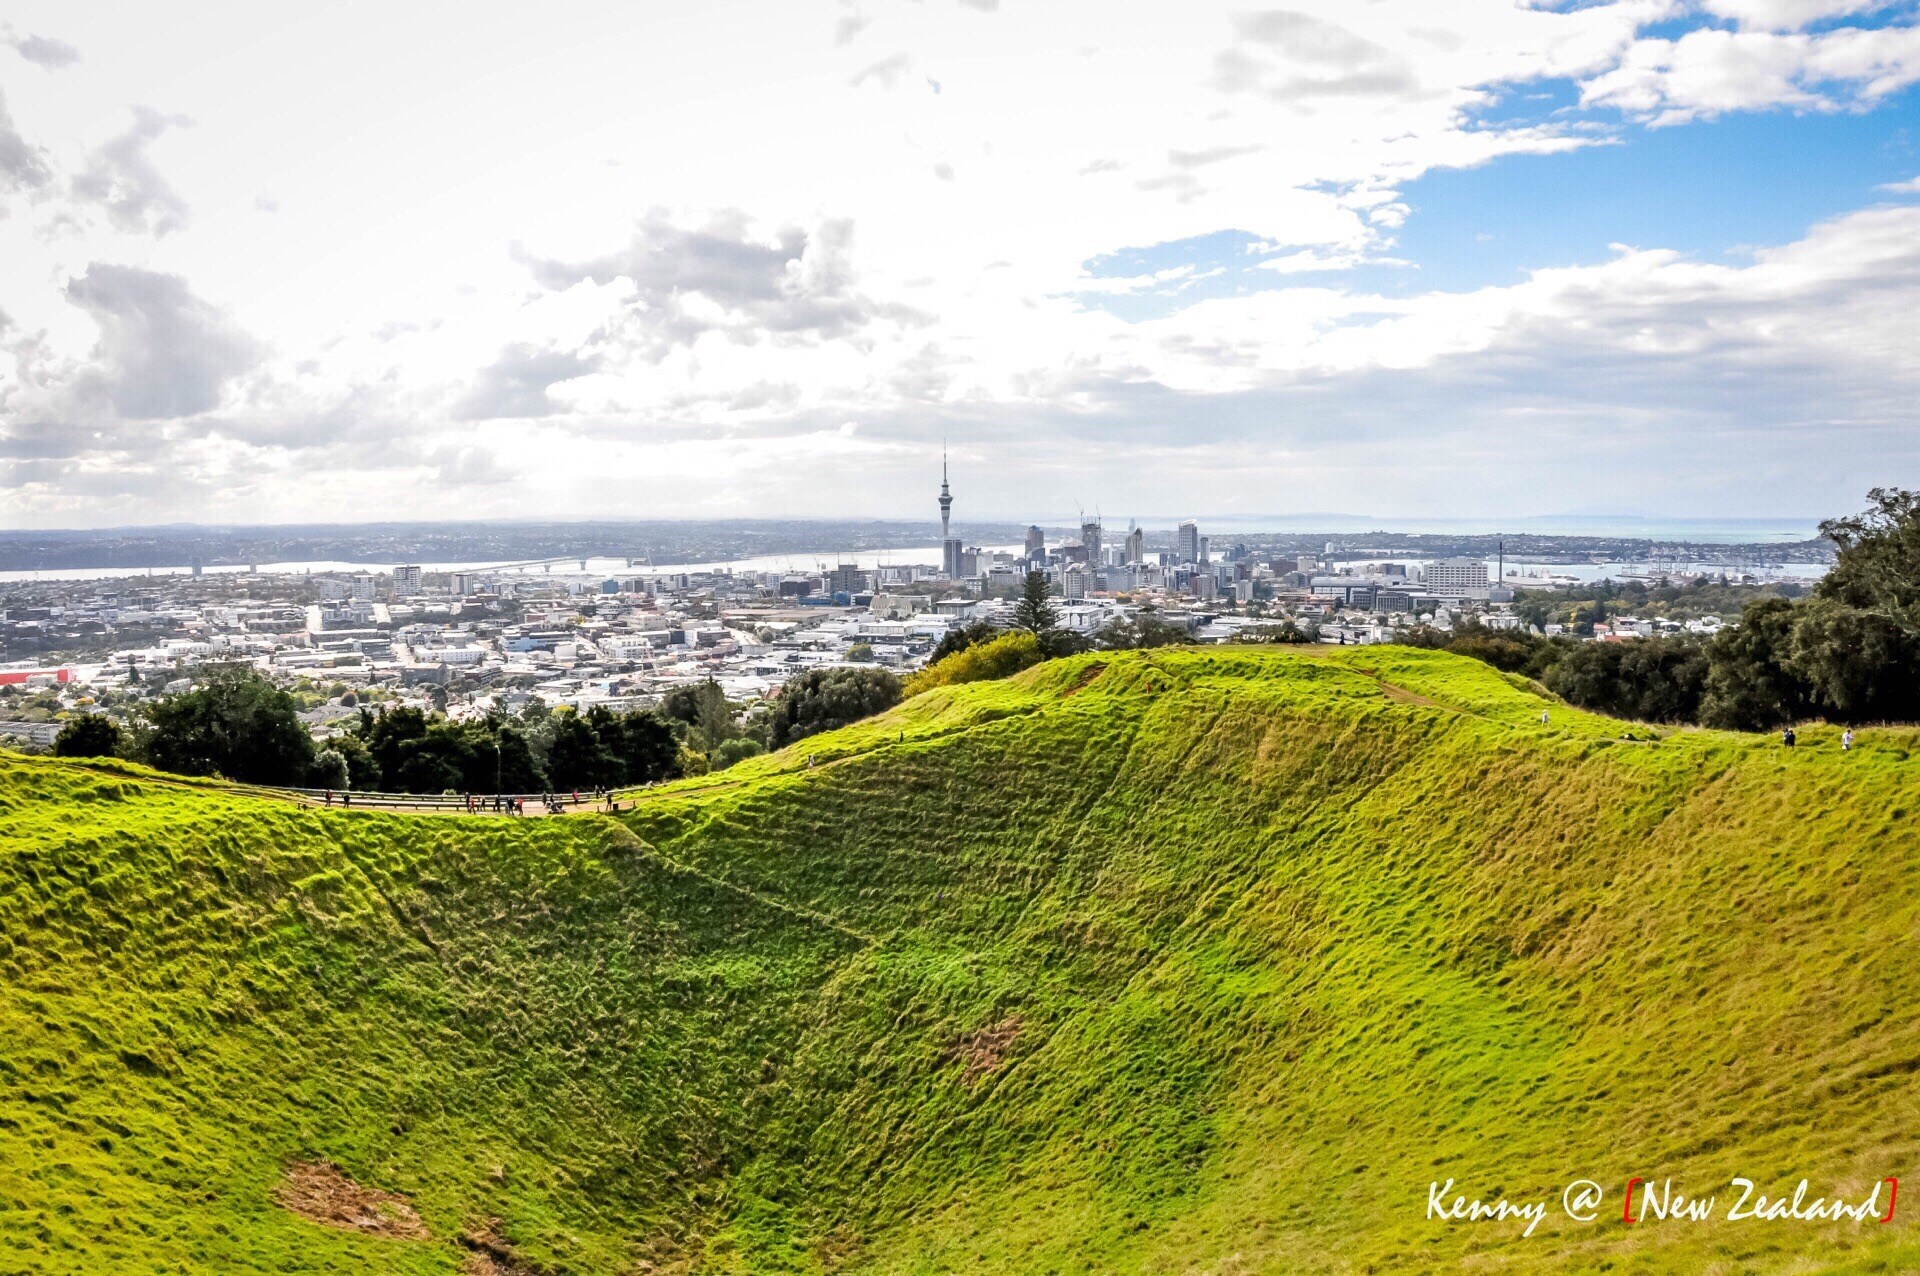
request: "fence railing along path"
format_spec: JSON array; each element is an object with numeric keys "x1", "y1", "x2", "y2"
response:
[{"x1": 226, "y1": 782, "x2": 657, "y2": 815}]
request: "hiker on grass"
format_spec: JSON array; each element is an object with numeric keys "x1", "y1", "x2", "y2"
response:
[
  {"x1": 1783, "y1": 726, "x2": 1796, "y2": 748},
  {"x1": 1540, "y1": 711, "x2": 1549, "y2": 725},
  {"x1": 1842, "y1": 728, "x2": 1854, "y2": 752}
]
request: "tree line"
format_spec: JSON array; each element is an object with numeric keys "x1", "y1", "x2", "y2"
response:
[
  {"x1": 1399, "y1": 488, "x2": 1920, "y2": 729},
  {"x1": 50, "y1": 663, "x2": 906, "y2": 792}
]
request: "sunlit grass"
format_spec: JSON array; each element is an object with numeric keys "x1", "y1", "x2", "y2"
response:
[{"x1": 3, "y1": 647, "x2": 1917, "y2": 1273}]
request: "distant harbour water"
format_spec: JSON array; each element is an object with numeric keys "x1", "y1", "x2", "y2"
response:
[
  {"x1": 0, "y1": 550, "x2": 1827, "y2": 586},
  {"x1": 0, "y1": 545, "x2": 1021, "y2": 585},
  {"x1": 1186, "y1": 514, "x2": 1825, "y2": 543}
]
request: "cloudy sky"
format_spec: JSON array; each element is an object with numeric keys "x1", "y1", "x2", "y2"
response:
[{"x1": 2, "y1": 0, "x2": 1918, "y2": 528}]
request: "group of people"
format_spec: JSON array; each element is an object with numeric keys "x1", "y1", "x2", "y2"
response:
[
  {"x1": 1538, "y1": 707, "x2": 1859, "y2": 753},
  {"x1": 316, "y1": 788, "x2": 624, "y2": 814},
  {"x1": 1782, "y1": 727, "x2": 1855, "y2": 750},
  {"x1": 465, "y1": 787, "x2": 622, "y2": 814}
]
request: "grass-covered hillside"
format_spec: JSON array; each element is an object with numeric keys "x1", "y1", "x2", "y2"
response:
[{"x1": 3, "y1": 647, "x2": 1918, "y2": 1274}]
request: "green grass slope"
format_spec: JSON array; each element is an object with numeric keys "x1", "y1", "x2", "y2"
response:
[{"x1": 3, "y1": 647, "x2": 1918, "y2": 1274}]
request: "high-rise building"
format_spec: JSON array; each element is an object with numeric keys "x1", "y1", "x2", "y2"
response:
[
  {"x1": 1424, "y1": 557, "x2": 1490, "y2": 599},
  {"x1": 1177, "y1": 520, "x2": 1200, "y2": 564},
  {"x1": 1079, "y1": 519, "x2": 1102, "y2": 566},
  {"x1": 1025, "y1": 525, "x2": 1045, "y2": 557},
  {"x1": 1125, "y1": 526, "x2": 1145, "y2": 564},
  {"x1": 392, "y1": 564, "x2": 423, "y2": 597}
]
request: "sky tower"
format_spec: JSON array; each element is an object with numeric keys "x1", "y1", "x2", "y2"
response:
[
  {"x1": 939, "y1": 449, "x2": 964, "y2": 578},
  {"x1": 938, "y1": 448, "x2": 953, "y2": 541}
]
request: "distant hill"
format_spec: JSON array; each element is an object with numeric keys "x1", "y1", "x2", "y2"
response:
[{"x1": 3, "y1": 648, "x2": 1916, "y2": 1273}]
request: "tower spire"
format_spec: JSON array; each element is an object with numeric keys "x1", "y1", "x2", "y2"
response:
[{"x1": 938, "y1": 444, "x2": 953, "y2": 541}]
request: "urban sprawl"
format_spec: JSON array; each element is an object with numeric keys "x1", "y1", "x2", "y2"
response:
[{"x1": 0, "y1": 467, "x2": 1820, "y2": 750}]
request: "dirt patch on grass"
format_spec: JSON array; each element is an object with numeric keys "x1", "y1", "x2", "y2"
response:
[
  {"x1": 274, "y1": 1160, "x2": 428, "y2": 1240},
  {"x1": 459, "y1": 1221, "x2": 544, "y2": 1275},
  {"x1": 463, "y1": 1250, "x2": 539, "y2": 1276},
  {"x1": 1060, "y1": 663, "x2": 1108, "y2": 697},
  {"x1": 948, "y1": 1014, "x2": 1024, "y2": 1083}
]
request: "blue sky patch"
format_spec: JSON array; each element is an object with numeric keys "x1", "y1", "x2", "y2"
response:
[{"x1": 1074, "y1": 81, "x2": 1920, "y2": 320}]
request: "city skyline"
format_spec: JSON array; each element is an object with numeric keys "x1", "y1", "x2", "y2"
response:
[{"x1": 2, "y1": 2, "x2": 1919, "y2": 528}]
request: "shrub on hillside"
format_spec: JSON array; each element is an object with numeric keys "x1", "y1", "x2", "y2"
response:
[
  {"x1": 905, "y1": 629, "x2": 1045, "y2": 696},
  {"x1": 1096, "y1": 612, "x2": 1190, "y2": 650},
  {"x1": 711, "y1": 737, "x2": 765, "y2": 770},
  {"x1": 52, "y1": 713, "x2": 123, "y2": 759},
  {"x1": 1544, "y1": 637, "x2": 1710, "y2": 724},
  {"x1": 308, "y1": 747, "x2": 350, "y2": 790},
  {"x1": 930, "y1": 619, "x2": 1001, "y2": 664},
  {"x1": 768, "y1": 667, "x2": 903, "y2": 747}
]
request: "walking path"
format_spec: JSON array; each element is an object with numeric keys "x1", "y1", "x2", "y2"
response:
[{"x1": 45, "y1": 759, "x2": 638, "y2": 818}]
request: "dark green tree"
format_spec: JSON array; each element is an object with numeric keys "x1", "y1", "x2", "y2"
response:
[
  {"x1": 53, "y1": 713, "x2": 122, "y2": 759},
  {"x1": 388, "y1": 723, "x2": 477, "y2": 793},
  {"x1": 358, "y1": 706, "x2": 430, "y2": 784},
  {"x1": 710, "y1": 737, "x2": 765, "y2": 770},
  {"x1": 930, "y1": 619, "x2": 1000, "y2": 663},
  {"x1": 1011, "y1": 571, "x2": 1058, "y2": 635},
  {"x1": 1543, "y1": 642, "x2": 1626, "y2": 715},
  {"x1": 1786, "y1": 597, "x2": 1918, "y2": 722},
  {"x1": 1614, "y1": 638, "x2": 1710, "y2": 723},
  {"x1": 1443, "y1": 625, "x2": 1545, "y2": 674},
  {"x1": 660, "y1": 679, "x2": 736, "y2": 749},
  {"x1": 606, "y1": 710, "x2": 679, "y2": 784},
  {"x1": 308, "y1": 747, "x2": 350, "y2": 789},
  {"x1": 1699, "y1": 598, "x2": 1810, "y2": 730},
  {"x1": 140, "y1": 666, "x2": 315, "y2": 784},
  {"x1": 1096, "y1": 612, "x2": 1189, "y2": 650},
  {"x1": 327, "y1": 731, "x2": 381, "y2": 789},
  {"x1": 1817, "y1": 487, "x2": 1920, "y2": 634},
  {"x1": 546, "y1": 710, "x2": 621, "y2": 789},
  {"x1": 769, "y1": 667, "x2": 902, "y2": 748},
  {"x1": 493, "y1": 724, "x2": 550, "y2": 791}
]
